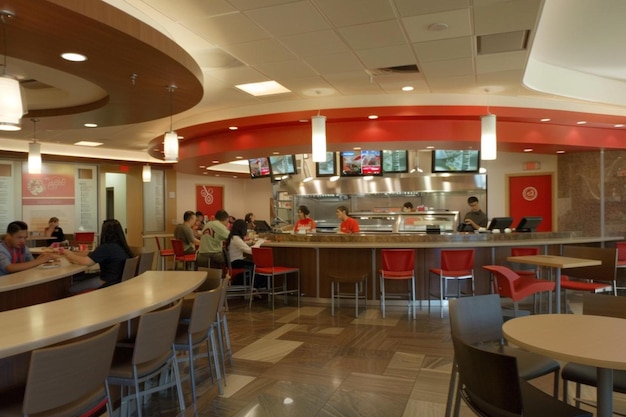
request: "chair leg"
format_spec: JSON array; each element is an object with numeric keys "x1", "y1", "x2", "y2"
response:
[
  {"x1": 410, "y1": 276, "x2": 416, "y2": 319},
  {"x1": 440, "y1": 275, "x2": 445, "y2": 319},
  {"x1": 331, "y1": 281, "x2": 335, "y2": 316},
  {"x1": 380, "y1": 275, "x2": 386, "y2": 318},
  {"x1": 354, "y1": 282, "x2": 359, "y2": 317},
  {"x1": 444, "y1": 358, "x2": 458, "y2": 417},
  {"x1": 552, "y1": 369, "x2": 559, "y2": 398}
]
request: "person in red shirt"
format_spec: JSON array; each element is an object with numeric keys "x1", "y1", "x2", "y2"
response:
[
  {"x1": 336, "y1": 205, "x2": 360, "y2": 234},
  {"x1": 294, "y1": 205, "x2": 316, "y2": 233}
]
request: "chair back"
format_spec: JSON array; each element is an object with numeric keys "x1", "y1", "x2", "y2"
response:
[
  {"x1": 171, "y1": 239, "x2": 186, "y2": 257},
  {"x1": 381, "y1": 249, "x2": 414, "y2": 273},
  {"x1": 451, "y1": 336, "x2": 524, "y2": 416},
  {"x1": 510, "y1": 247, "x2": 539, "y2": 257},
  {"x1": 483, "y1": 265, "x2": 519, "y2": 299},
  {"x1": 441, "y1": 249, "x2": 474, "y2": 272},
  {"x1": 582, "y1": 292, "x2": 626, "y2": 319},
  {"x1": 154, "y1": 236, "x2": 164, "y2": 251},
  {"x1": 133, "y1": 299, "x2": 183, "y2": 365},
  {"x1": 137, "y1": 251, "x2": 155, "y2": 274},
  {"x1": 22, "y1": 323, "x2": 120, "y2": 415},
  {"x1": 449, "y1": 294, "x2": 504, "y2": 345},
  {"x1": 121, "y1": 256, "x2": 140, "y2": 281},
  {"x1": 562, "y1": 246, "x2": 617, "y2": 283},
  {"x1": 252, "y1": 247, "x2": 274, "y2": 268},
  {"x1": 197, "y1": 267, "x2": 223, "y2": 291},
  {"x1": 616, "y1": 242, "x2": 626, "y2": 262},
  {"x1": 187, "y1": 288, "x2": 220, "y2": 335},
  {"x1": 75, "y1": 231, "x2": 95, "y2": 244}
]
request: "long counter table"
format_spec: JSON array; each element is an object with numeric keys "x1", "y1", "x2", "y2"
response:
[{"x1": 261, "y1": 232, "x2": 622, "y2": 303}]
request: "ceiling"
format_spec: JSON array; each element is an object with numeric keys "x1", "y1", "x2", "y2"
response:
[{"x1": 2, "y1": 0, "x2": 626, "y2": 176}]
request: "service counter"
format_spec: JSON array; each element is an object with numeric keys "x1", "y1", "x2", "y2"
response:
[{"x1": 262, "y1": 232, "x2": 622, "y2": 303}]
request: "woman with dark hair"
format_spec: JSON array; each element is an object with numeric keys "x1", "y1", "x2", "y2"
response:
[
  {"x1": 294, "y1": 205, "x2": 316, "y2": 233},
  {"x1": 65, "y1": 219, "x2": 133, "y2": 292},
  {"x1": 244, "y1": 212, "x2": 255, "y2": 230},
  {"x1": 227, "y1": 219, "x2": 255, "y2": 285}
]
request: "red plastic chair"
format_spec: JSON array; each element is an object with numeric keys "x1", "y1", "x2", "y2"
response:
[
  {"x1": 617, "y1": 242, "x2": 626, "y2": 267},
  {"x1": 483, "y1": 265, "x2": 555, "y2": 315},
  {"x1": 379, "y1": 249, "x2": 416, "y2": 319},
  {"x1": 171, "y1": 239, "x2": 196, "y2": 270},
  {"x1": 251, "y1": 247, "x2": 299, "y2": 309},
  {"x1": 429, "y1": 249, "x2": 475, "y2": 318},
  {"x1": 510, "y1": 247, "x2": 541, "y2": 278},
  {"x1": 74, "y1": 231, "x2": 95, "y2": 250},
  {"x1": 155, "y1": 237, "x2": 175, "y2": 270}
]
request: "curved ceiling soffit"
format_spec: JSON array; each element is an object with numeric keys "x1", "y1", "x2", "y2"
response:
[{"x1": 2, "y1": 0, "x2": 203, "y2": 129}]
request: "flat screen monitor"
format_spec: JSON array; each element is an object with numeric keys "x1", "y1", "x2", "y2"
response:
[
  {"x1": 432, "y1": 150, "x2": 480, "y2": 173},
  {"x1": 340, "y1": 150, "x2": 382, "y2": 176},
  {"x1": 248, "y1": 157, "x2": 271, "y2": 179},
  {"x1": 268, "y1": 155, "x2": 296, "y2": 175},
  {"x1": 382, "y1": 150, "x2": 408, "y2": 173},
  {"x1": 488, "y1": 217, "x2": 513, "y2": 231},
  {"x1": 515, "y1": 216, "x2": 543, "y2": 232},
  {"x1": 316, "y1": 152, "x2": 336, "y2": 177},
  {"x1": 254, "y1": 220, "x2": 272, "y2": 232}
]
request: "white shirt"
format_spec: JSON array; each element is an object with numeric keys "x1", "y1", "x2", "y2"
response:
[{"x1": 228, "y1": 235, "x2": 251, "y2": 262}]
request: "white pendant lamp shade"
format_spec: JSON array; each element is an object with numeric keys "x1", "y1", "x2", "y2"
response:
[
  {"x1": 163, "y1": 131, "x2": 178, "y2": 162},
  {"x1": 481, "y1": 114, "x2": 497, "y2": 160},
  {"x1": 28, "y1": 141, "x2": 41, "y2": 174},
  {"x1": 0, "y1": 75, "x2": 23, "y2": 131},
  {"x1": 142, "y1": 165, "x2": 152, "y2": 182},
  {"x1": 311, "y1": 115, "x2": 327, "y2": 162}
]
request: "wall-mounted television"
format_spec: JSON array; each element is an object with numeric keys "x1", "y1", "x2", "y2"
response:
[
  {"x1": 382, "y1": 150, "x2": 408, "y2": 173},
  {"x1": 316, "y1": 152, "x2": 336, "y2": 177},
  {"x1": 432, "y1": 150, "x2": 480, "y2": 173},
  {"x1": 269, "y1": 155, "x2": 296, "y2": 175},
  {"x1": 515, "y1": 216, "x2": 543, "y2": 232},
  {"x1": 248, "y1": 157, "x2": 271, "y2": 179},
  {"x1": 488, "y1": 217, "x2": 513, "y2": 231},
  {"x1": 340, "y1": 150, "x2": 382, "y2": 176}
]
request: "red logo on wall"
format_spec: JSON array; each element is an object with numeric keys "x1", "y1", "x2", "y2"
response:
[{"x1": 522, "y1": 186, "x2": 538, "y2": 201}]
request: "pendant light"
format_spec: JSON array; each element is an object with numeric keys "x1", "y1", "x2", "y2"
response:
[
  {"x1": 311, "y1": 114, "x2": 326, "y2": 163},
  {"x1": 0, "y1": 11, "x2": 24, "y2": 131},
  {"x1": 142, "y1": 164, "x2": 151, "y2": 182},
  {"x1": 302, "y1": 155, "x2": 313, "y2": 182},
  {"x1": 481, "y1": 114, "x2": 497, "y2": 160},
  {"x1": 28, "y1": 118, "x2": 41, "y2": 174},
  {"x1": 163, "y1": 85, "x2": 178, "y2": 162}
]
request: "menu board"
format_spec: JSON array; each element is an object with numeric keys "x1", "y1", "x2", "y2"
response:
[{"x1": 340, "y1": 150, "x2": 382, "y2": 176}]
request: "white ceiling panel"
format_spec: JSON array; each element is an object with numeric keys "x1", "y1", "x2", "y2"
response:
[
  {"x1": 474, "y1": 0, "x2": 542, "y2": 35},
  {"x1": 476, "y1": 51, "x2": 528, "y2": 74},
  {"x1": 412, "y1": 36, "x2": 474, "y2": 63},
  {"x1": 393, "y1": 0, "x2": 470, "y2": 17},
  {"x1": 304, "y1": 52, "x2": 364, "y2": 75},
  {"x1": 315, "y1": 0, "x2": 396, "y2": 27},
  {"x1": 356, "y1": 45, "x2": 416, "y2": 69},
  {"x1": 189, "y1": 13, "x2": 269, "y2": 45},
  {"x1": 143, "y1": 0, "x2": 236, "y2": 20},
  {"x1": 253, "y1": 60, "x2": 318, "y2": 80},
  {"x1": 246, "y1": 1, "x2": 330, "y2": 37},
  {"x1": 420, "y1": 58, "x2": 475, "y2": 79},
  {"x1": 338, "y1": 20, "x2": 407, "y2": 50},
  {"x1": 402, "y1": 9, "x2": 472, "y2": 43},
  {"x1": 278, "y1": 30, "x2": 350, "y2": 57},
  {"x1": 222, "y1": 39, "x2": 296, "y2": 65},
  {"x1": 227, "y1": 0, "x2": 299, "y2": 10}
]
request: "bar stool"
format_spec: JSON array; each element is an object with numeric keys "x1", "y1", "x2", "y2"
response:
[
  {"x1": 330, "y1": 271, "x2": 368, "y2": 317},
  {"x1": 379, "y1": 249, "x2": 416, "y2": 319}
]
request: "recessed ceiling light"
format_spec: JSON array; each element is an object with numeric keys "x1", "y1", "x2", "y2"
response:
[
  {"x1": 299, "y1": 119, "x2": 308, "y2": 123},
  {"x1": 199, "y1": 165, "x2": 206, "y2": 168},
  {"x1": 353, "y1": 147, "x2": 361, "y2": 150},
  {"x1": 402, "y1": 86, "x2": 414, "y2": 92},
  {"x1": 203, "y1": 172, "x2": 208, "y2": 175},
  {"x1": 428, "y1": 22, "x2": 448, "y2": 31},
  {"x1": 368, "y1": 115, "x2": 378, "y2": 120},
  {"x1": 556, "y1": 150, "x2": 565, "y2": 154},
  {"x1": 235, "y1": 80, "x2": 291, "y2": 96},
  {"x1": 83, "y1": 123, "x2": 97, "y2": 128},
  {"x1": 479, "y1": 167, "x2": 487, "y2": 173},
  {"x1": 212, "y1": 160, "x2": 219, "y2": 163},
  {"x1": 61, "y1": 52, "x2": 87, "y2": 62},
  {"x1": 577, "y1": 121, "x2": 587, "y2": 125},
  {"x1": 74, "y1": 141, "x2": 103, "y2": 147},
  {"x1": 523, "y1": 148, "x2": 533, "y2": 152},
  {"x1": 229, "y1": 126, "x2": 238, "y2": 130},
  {"x1": 426, "y1": 146, "x2": 435, "y2": 149},
  {"x1": 272, "y1": 151, "x2": 279, "y2": 154},
  {"x1": 615, "y1": 124, "x2": 625, "y2": 128},
  {"x1": 540, "y1": 118, "x2": 551, "y2": 122},
  {"x1": 235, "y1": 156, "x2": 243, "y2": 159}
]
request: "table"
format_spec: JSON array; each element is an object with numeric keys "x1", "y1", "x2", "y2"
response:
[
  {"x1": 506, "y1": 255, "x2": 601, "y2": 313},
  {"x1": 503, "y1": 314, "x2": 626, "y2": 417},
  {"x1": 26, "y1": 236, "x2": 56, "y2": 248}
]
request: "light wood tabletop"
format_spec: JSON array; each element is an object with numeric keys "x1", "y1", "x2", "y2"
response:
[
  {"x1": 506, "y1": 254, "x2": 601, "y2": 313},
  {"x1": 503, "y1": 314, "x2": 626, "y2": 417},
  {"x1": 0, "y1": 270, "x2": 205, "y2": 359},
  {"x1": 0, "y1": 257, "x2": 87, "y2": 293}
]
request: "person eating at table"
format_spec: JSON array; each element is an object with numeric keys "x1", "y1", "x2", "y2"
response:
[
  {"x1": 64, "y1": 219, "x2": 133, "y2": 292},
  {"x1": 336, "y1": 206, "x2": 360, "y2": 234},
  {"x1": 0, "y1": 221, "x2": 60, "y2": 276}
]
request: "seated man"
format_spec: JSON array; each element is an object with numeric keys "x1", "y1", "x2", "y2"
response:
[
  {"x1": 174, "y1": 210, "x2": 200, "y2": 254},
  {"x1": 0, "y1": 221, "x2": 59, "y2": 276},
  {"x1": 196, "y1": 209, "x2": 230, "y2": 268}
]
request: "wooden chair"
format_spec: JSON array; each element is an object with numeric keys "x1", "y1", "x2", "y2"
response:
[
  {"x1": 136, "y1": 251, "x2": 155, "y2": 275},
  {"x1": 429, "y1": 249, "x2": 475, "y2": 318},
  {"x1": 120, "y1": 256, "x2": 140, "y2": 282},
  {"x1": 452, "y1": 335, "x2": 591, "y2": 417},
  {"x1": 562, "y1": 293, "x2": 626, "y2": 409},
  {"x1": 251, "y1": 247, "x2": 300, "y2": 309},
  {"x1": 0, "y1": 323, "x2": 119, "y2": 416},
  {"x1": 106, "y1": 300, "x2": 185, "y2": 417},
  {"x1": 379, "y1": 249, "x2": 415, "y2": 319},
  {"x1": 446, "y1": 294, "x2": 560, "y2": 417}
]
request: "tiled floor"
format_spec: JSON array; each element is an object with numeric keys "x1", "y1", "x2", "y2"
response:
[{"x1": 122, "y1": 296, "x2": 626, "y2": 416}]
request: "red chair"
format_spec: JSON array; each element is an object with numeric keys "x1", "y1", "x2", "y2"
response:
[
  {"x1": 379, "y1": 249, "x2": 416, "y2": 319},
  {"x1": 75, "y1": 231, "x2": 95, "y2": 250},
  {"x1": 510, "y1": 247, "x2": 541, "y2": 278},
  {"x1": 155, "y1": 237, "x2": 174, "y2": 270},
  {"x1": 251, "y1": 247, "x2": 299, "y2": 309},
  {"x1": 483, "y1": 265, "x2": 555, "y2": 315},
  {"x1": 429, "y1": 249, "x2": 475, "y2": 318},
  {"x1": 616, "y1": 242, "x2": 626, "y2": 267},
  {"x1": 171, "y1": 239, "x2": 196, "y2": 270}
]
